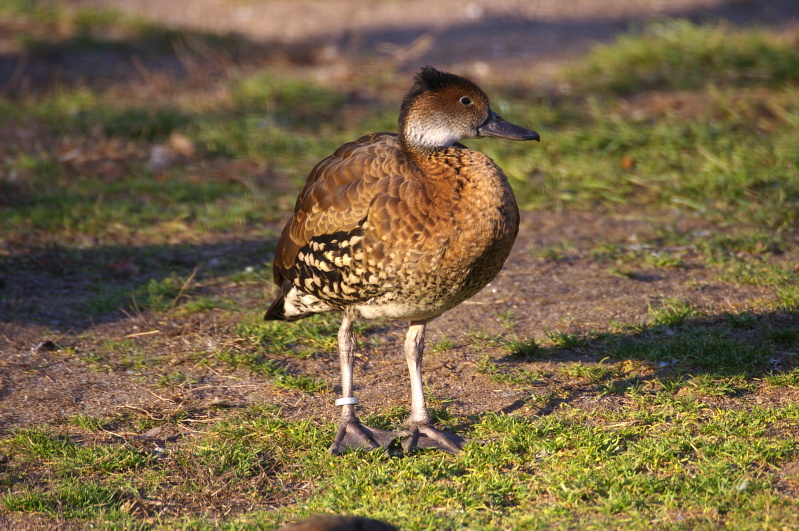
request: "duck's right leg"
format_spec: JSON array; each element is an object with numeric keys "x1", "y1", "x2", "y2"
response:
[
  {"x1": 329, "y1": 316, "x2": 399, "y2": 455},
  {"x1": 399, "y1": 320, "x2": 466, "y2": 454}
]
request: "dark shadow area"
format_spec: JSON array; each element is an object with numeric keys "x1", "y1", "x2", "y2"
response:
[
  {"x1": 0, "y1": 238, "x2": 277, "y2": 333},
  {"x1": 1, "y1": 0, "x2": 798, "y2": 95},
  {"x1": 0, "y1": 22, "x2": 272, "y2": 95},
  {"x1": 493, "y1": 308, "x2": 799, "y2": 420},
  {"x1": 378, "y1": 0, "x2": 799, "y2": 71}
]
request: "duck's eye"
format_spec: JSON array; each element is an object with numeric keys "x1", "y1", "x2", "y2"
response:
[{"x1": 459, "y1": 96, "x2": 472, "y2": 106}]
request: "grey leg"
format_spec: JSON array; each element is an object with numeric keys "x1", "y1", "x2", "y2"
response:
[
  {"x1": 401, "y1": 320, "x2": 466, "y2": 454},
  {"x1": 405, "y1": 320, "x2": 431, "y2": 426},
  {"x1": 337, "y1": 316, "x2": 357, "y2": 423},
  {"x1": 328, "y1": 316, "x2": 399, "y2": 455}
]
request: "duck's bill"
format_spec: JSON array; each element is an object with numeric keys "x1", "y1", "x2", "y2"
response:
[{"x1": 477, "y1": 110, "x2": 540, "y2": 141}]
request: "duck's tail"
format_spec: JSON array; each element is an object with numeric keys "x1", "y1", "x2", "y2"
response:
[{"x1": 264, "y1": 280, "x2": 332, "y2": 321}]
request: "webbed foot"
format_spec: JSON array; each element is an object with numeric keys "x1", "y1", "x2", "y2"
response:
[
  {"x1": 400, "y1": 425, "x2": 467, "y2": 454},
  {"x1": 328, "y1": 420, "x2": 400, "y2": 455}
]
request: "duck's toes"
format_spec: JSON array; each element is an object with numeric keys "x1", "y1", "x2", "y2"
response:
[
  {"x1": 328, "y1": 421, "x2": 400, "y2": 455},
  {"x1": 401, "y1": 425, "x2": 466, "y2": 454}
]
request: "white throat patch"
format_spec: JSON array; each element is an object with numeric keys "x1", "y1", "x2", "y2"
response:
[{"x1": 404, "y1": 117, "x2": 461, "y2": 148}]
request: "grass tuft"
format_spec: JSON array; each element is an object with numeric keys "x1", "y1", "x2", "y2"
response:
[
  {"x1": 506, "y1": 337, "x2": 544, "y2": 358},
  {"x1": 646, "y1": 298, "x2": 698, "y2": 328},
  {"x1": 574, "y1": 19, "x2": 799, "y2": 93}
]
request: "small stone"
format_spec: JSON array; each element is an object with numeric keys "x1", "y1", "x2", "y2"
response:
[
  {"x1": 142, "y1": 426, "x2": 163, "y2": 438},
  {"x1": 148, "y1": 145, "x2": 173, "y2": 172}
]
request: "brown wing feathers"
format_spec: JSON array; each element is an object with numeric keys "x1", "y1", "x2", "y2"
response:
[
  {"x1": 272, "y1": 133, "x2": 397, "y2": 284},
  {"x1": 267, "y1": 133, "x2": 417, "y2": 318}
]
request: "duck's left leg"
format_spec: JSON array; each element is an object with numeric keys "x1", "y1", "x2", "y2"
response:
[
  {"x1": 328, "y1": 316, "x2": 399, "y2": 455},
  {"x1": 400, "y1": 320, "x2": 467, "y2": 454}
]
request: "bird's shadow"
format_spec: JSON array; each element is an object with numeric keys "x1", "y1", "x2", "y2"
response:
[
  {"x1": 437, "y1": 309, "x2": 799, "y2": 442},
  {"x1": 0, "y1": 238, "x2": 277, "y2": 333}
]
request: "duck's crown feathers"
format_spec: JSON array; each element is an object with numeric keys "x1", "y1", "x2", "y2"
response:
[{"x1": 412, "y1": 66, "x2": 468, "y2": 93}]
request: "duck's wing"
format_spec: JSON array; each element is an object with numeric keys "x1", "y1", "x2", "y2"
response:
[{"x1": 272, "y1": 132, "x2": 418, "y2": 286}]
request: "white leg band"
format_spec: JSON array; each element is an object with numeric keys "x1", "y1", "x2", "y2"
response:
[{"x1": 335, "y1": 397, "x2": 359, "y2": 406}]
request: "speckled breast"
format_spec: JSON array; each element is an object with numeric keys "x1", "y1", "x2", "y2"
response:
[{"x1": 350, "y1": 153, "x2": 520, "y2": 321}]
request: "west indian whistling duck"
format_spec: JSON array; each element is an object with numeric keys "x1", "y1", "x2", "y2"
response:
[{"x1": 265, "y1": 66, "x2": 540, "y2": 454}]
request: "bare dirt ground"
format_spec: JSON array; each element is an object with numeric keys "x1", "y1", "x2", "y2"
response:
[
  {"x1": 0, "y1": 212, "x2": 788, "y2": 435},
  {"x1": 1, "y1": 0, "x2": 799, "y2": 470}
]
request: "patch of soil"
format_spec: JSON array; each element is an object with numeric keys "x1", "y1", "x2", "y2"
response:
[{"x1": 0, "y1": 208, "x2": 787, "y2": 434}]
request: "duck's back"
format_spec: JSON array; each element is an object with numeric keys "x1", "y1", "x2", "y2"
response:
[{"x1": 267, "y1": 132, "x2": 519, "y2": 322}]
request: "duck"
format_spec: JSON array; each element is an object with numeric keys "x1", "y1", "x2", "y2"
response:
[{"x1": 265, "y1": 66, "x2": 539, "y2": 454}]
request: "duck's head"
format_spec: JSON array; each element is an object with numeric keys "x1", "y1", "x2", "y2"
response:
[{"x1": 398, "y1": 66, "x2": 540, "y2": 153}]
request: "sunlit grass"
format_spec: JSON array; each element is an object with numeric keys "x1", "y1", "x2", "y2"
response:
[
  {"x1": 483, "y1": 85, "x2": 799, "y2": 230},
  {"x1": 5, "y1": 402, "x2": 797, "y2": 529},
  {"x1": 3, "y1": 27, "x2": 798, "y2": 239},
  {"x1": 573, "y1": 19, "x2": 799, "y2": 93}
]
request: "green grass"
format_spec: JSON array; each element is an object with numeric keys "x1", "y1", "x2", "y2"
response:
[
  {"x1": 237, "y1": 312, "x2": 385, "y2": 358},
  {"x1": 5, "y1": 428, "x2": 154, "y2": 475},
  {"x1": 4, "y1": 24, "x2": 798, "y2": 240},
  {"x1": 646, "y1": 298, "x2": 698, "y2": 328},
  {"x1": 215, "y1": 312, "x2": 390, "y2": 392},
  {"x1": 1, "y1": 10, "x2": 799, "y2": 530},
  {"x1": 480, "y1": 23, "x2": 799, "y2": 229},
  {"x1": 1, "y1": 0, "x2": 246, "y2": 59},
  {"x1": 763, "y1": 368, "x2": 799, "y2": 389},
  {"x1": 505, "y1": 337, "x2": 543, "y2": 359},
  {"x1": 215, "y1": 348, "x2": 328, "y2": 393},
  {"x1": 573, "y1": 19, "x2": 799, "y2": 93},
  {"x1": 3, "y1": 403, "x2": 797, "y2": 528},
  {"x1": 483, "y1": 87, "x2": 799, "y2": 230}
]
